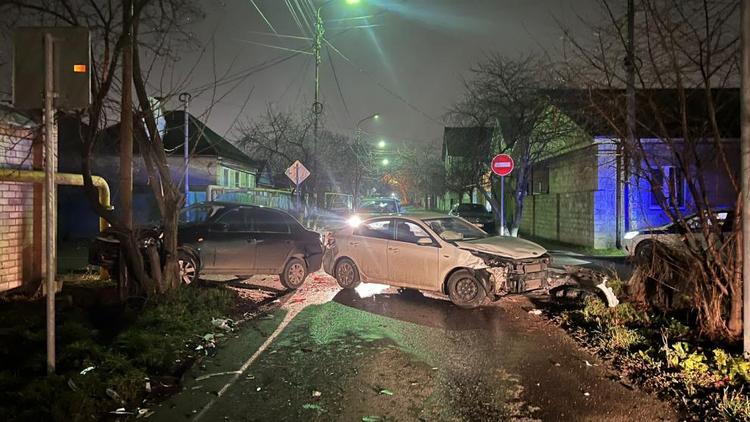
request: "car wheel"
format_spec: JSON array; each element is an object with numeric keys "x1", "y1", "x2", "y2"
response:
[
  {"x1": 447, "y1": 270, "x2": 487, "y2": 309},
  {"x1": 178, "y1": 251, "x2": 199, "y2": 285},
  {"x1": 334, "y1": 258, "x2": 361, "y2": 289},
  {"x1": 280, "y1": 257, "x2": 308, "y2": 290}
]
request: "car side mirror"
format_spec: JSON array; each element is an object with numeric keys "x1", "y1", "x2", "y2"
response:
[
  {"x1": 440, "y1": 230, "x2": 464, "y2": 242},
  {"x1": 210, "y1": 222, "x2": 228, "y2": 232},
  {"x1": 417, "y1": 237, "x2": 433, "y2": 246}
]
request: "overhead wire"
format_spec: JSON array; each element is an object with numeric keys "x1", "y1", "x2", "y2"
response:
[
  {"x1": 249, "y1": 0, "x2": 278, "y2": 34},
  {"x1": 327, "y1": 47, "x2": 351, "y2": 122},
  {"x1": 323, "y1": 37, "x2": 443, "y2": 126}
]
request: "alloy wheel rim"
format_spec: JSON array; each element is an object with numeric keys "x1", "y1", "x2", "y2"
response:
[
  {"x1": 337, "y1": 263, "x2": 354, "y2": 285},
  {"x1": 179, "y1": 259, "x2": 196, "y2": 284},
  {"x1": 455, "y1": 277, "x2": 478, "y2": 301},
  {"x1": 288, "y1": 263, "x2": 305, "y2": 285}
]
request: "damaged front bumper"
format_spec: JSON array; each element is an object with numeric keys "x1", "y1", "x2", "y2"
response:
[{"x1": 471, "y1": 252, "x2": 619, "y2": 308}]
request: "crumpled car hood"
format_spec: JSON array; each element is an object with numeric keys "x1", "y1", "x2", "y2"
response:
[{"x1": 456, "y1": 236, "x2": 547, "y2": 260}]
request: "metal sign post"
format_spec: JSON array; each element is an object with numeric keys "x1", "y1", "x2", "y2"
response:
[
  {"x1": 43, "y1": 33, "x2": 57, "y2": 374},
  {"x1": 14, "y1": 27, "x2": 91, "y2": 373},
  {"x1": 285, "y1": 160, "x2": 311, "y2": 216},
  {"x1": 491, "y1": 154, "x2": 515, "y2": 236},
  {"x1": 500, "y1": 175, "x2": 505, "y2": 236}
]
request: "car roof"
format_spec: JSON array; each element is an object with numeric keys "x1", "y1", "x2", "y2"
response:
[
  {"x1": 189, "y1": 201, "x2": 291, "y2": 215},
  {"x1": 362, "y1": 212, "x2": 449, "y2": 221}
]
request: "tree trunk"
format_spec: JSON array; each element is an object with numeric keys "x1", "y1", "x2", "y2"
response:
[
  {"x1": 728, "y1": 226, "x2": 743, "y2": 337},
  {"x1": 161, "y1": 197, "x2": 181, "y2": 289}
]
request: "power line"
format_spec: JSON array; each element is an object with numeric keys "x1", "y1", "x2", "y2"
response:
[
  {"x1": 327, "y1": 47, "x2": 351, "y2": 122},
  {"x1": 249, "y1": 0, "x2": 278, "y2": 34},
  {"x1": 323, "y1": 38, "x2": 443, "y2": 126}
]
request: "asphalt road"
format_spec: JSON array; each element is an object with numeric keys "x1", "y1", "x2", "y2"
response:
[{"x1": 151, "y1": 270, "x2": 676, "y2": 422}]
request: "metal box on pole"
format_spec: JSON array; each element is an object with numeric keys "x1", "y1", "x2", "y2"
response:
[{"x1": 13, "y1": 26, "x2": 91, "y2": 111}]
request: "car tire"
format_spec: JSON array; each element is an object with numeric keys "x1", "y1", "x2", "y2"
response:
[
  {"x1": 334, "y1": 258, "x2": 361, "y2": 289},
  {"x1": 280, "y1": 257, "x2": 308, "y2": 290},
  {"x1": 447, "y1": 270, "x2": 487, "y2": 309},
  {"x1": 178, "y1": 251, "x2": 199, "y2": 285}
]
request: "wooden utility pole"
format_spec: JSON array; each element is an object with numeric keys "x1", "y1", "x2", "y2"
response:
[
  {"x1": 119, "y1": 0, "x2": 134, "y2": 299},
  {"x1": 741, "y1": 0, "x2": 750, "y2": 359}
]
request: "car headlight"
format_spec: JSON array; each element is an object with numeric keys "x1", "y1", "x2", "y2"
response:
[
  {"x1": 347, "y1": 215, "x2": 362, "y2": 227},
  {"x1": 624, "y1": 230, "x2": 639, "y2": 240}
]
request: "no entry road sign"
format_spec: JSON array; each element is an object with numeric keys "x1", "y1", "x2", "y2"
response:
[{"x1": 491, "y1": 154, "x2": 514, "y2": 177}]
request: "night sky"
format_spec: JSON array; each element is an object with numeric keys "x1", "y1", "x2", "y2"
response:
[{"x1": 166, "y1": 0, "x2": 601, "y2": 147}]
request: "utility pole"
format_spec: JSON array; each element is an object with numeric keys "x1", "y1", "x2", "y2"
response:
[
  {"x1": 179, "y1": 93, "x2": 191, "y2": 205},
  {"x1": 619, "y1": 0, "x2": 636, "y2": 249},
  {"x1": 741, "y1": 0, "x2": 750, "y2": 359},
  {"x1": 120, "y1": 0, "x2": 133, "y2": 228},
  {"x1": 312, "y1": 6, "x2": 325, "y2": 207},
  {"x1": 43, "y1": 33, "x2": 57, "y2": 374},
  {"x1": 119, "y1": 0, "x2": 134, "y2": 301}
]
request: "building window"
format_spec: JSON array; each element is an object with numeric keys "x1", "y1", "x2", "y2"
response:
[
  {"x1": 234, "y1": 171, "x2": 240, "y2": 188},
  {"x1": 532, "y1": 167, "x2": 549, "y2": 194},
  {"x1": 649, "y1": 166, "x2": 685, "y2": 209},
  {"x1": 222, "y1": 168, "x2": 230, "y2": 186}
]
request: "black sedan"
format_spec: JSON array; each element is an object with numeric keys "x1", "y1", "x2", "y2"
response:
[
  {"x1": 89, "y1": 202, "x2": 323, "y2": 289},
  {"x1": 449, "y1": 203, "x2": 496, "y2": 234}
]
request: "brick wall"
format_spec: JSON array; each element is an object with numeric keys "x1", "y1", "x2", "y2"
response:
[
  {"x1": 0, "y1": 121, "x2": 38, "y2": 292},
  {"x1": 520, "y1": 144, "x2": 603, "y2": 247}
]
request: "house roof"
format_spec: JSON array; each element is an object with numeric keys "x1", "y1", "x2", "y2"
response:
[
  {"x1": 0, "y1": 104, "x2": 37, "y2": 128},
  {"x1": 548, "y1": 88, "x2": 740, "y2": 139},
  {"x1": 442, "y1": 127, "x2": 494, "y2": 160},
  {"x1": 161, "y1": 111, "x2": 264, "y2": 170}
]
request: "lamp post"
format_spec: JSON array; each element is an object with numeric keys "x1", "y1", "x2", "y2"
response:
[
  {"x1": 179, "y1": 92, "x2": 191, "y2": 205},
  {"x1": 352, "y1": 113, "x2": 379, "y2": 206}
]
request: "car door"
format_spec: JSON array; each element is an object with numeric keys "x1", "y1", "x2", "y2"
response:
[
  {"x1": 248, "y1": 208, "x2": 295, "y2": 274},
  {"x1": 388, "y1": 219, "x2": 439, "y2": 289},
  {"x1": 205, "y1": 208, "x2": 256, "y2": 272},
  {"x1": 349, "y1": 218, "x2": 392, "y2": 281}
]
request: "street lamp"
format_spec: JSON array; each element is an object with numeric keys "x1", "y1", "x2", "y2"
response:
[
  {"x1": 382, "y1": 158, "x2": 389, "y2": 166},
  {"x1": 356, "y1": 113, "x2": 380, "y2": 131},
  {"x1": 378, "y1": 139, "x2": 386, "y2": 149}
]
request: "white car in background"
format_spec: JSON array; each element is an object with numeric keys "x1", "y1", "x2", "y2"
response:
[{"x1": 623, "y1": 209, "x2": 734, "y2": 261}]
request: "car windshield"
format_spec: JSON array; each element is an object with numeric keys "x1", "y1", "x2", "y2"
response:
[
  {"x1": 423, "y1": 217, "x2": 487, "y2": 241},
  {"x1": 358, "y1": 200, "x2": 397, "y2": 213},
  {"x1": 456, "y1": 204, "x2": 487, "y2": 213},
  {"x1": 179, "y1": 205, "x2": 216, "y2": 224}
]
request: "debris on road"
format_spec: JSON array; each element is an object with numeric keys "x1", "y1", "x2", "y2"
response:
[
  {"x1": 303, "y1": 403, "x2": 323, "y2": 412},
  {"x1": 211, "y1": 318, "x2": 235, "y2": 331},
  {"x1": 106, "y1": 388, "x2": 125, "y2": 405},
  {"x1": 378, "y1": 389, "x2": 394, "y2": 396},
  {"x1": 312, "y1": 390, "x2": 322, "y2": 398},
  {"x1": 195, "y1": 371, "x2": 242, "y2": 382},
  {"x1": 362, "y1": 416, "x2": 383, "y2": 422},
  {"x1": 80, "y1": 366, "x2": 95, "y2": 375},
  {"x1": 528, "y1": 309, "x2": 543, "y2": 316}
]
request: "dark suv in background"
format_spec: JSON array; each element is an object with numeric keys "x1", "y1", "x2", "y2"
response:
[
  {"x1": 89, "y1": 202, "x2": 323, "y2": 289},
  {"x1": 449, "y1": 203, "x2": 496, "y2": 234}
]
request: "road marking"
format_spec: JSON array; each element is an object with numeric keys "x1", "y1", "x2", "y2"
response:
[{"x1": 193, "y1": 303, "x2": 303, "y2": 421}]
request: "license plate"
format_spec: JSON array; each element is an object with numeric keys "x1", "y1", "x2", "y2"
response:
[{"x1": 524, "y1": 263, "x2": 544, "y2": 273}]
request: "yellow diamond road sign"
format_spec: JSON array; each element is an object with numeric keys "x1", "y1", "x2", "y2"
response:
[{"x1": 285, "y1": 160, "x2": 310, "y2": 185}]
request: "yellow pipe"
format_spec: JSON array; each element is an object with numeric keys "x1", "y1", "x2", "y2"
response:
[{"x1": 0, "y1": 169, "x2": 111, "y2": 232}]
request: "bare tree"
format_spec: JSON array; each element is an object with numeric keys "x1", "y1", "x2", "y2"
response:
[
  {"x1": 236, "y1": 105, "x2": 360, "y2": 202},
  {"x1": 449, "y1": 54, "x2": 578, "y2": 235},
  {"x1": 560, "y1": 0, "x2": 742, "y2": 339},
  {"x1": 1, "y1": 0, "x2": 207, "y2": 295}
]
